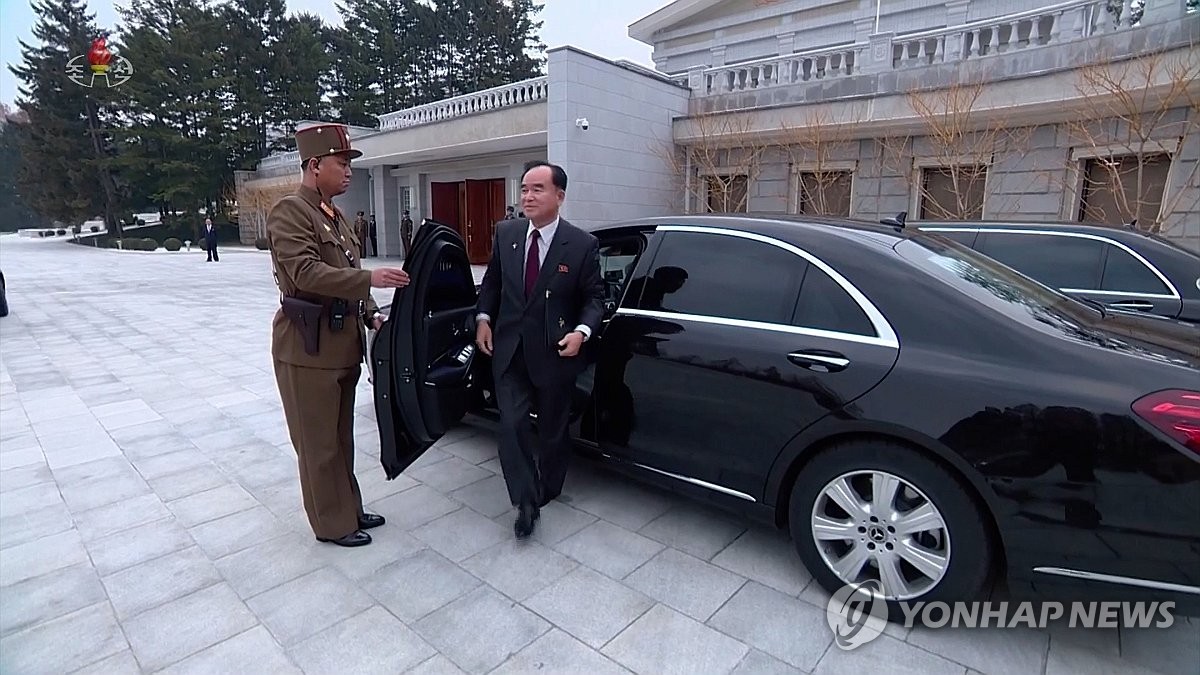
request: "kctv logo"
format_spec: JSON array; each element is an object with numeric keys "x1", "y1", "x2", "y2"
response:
[{"x1": 827, "y1": 580, "x2": 1178, "y2": 651}]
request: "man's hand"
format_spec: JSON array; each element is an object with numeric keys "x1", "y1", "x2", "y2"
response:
[
  {"x1": 371, "y1": 268, "x2": 409, "y2": 289},
  {"x1": 557, "y1": 330, "x2": 585, "y2": 357},
  {"x1": 476, "y1": 321, "x2": 493, "y2": 356},
  {"x1": 372, "y1": 313, "x2": 388, "y2": 331}
]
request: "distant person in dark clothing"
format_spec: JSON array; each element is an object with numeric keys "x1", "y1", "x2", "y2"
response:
[
  {"x1": 203, "y1": 217, "x2": 219, "y2": 262},
  {"x1": 368, "y1": 214, "x2": 378, "y2": 257}
]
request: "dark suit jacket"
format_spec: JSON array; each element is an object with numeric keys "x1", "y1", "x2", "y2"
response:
[
  {"x1": 477, "y1": 218, "x2": 604, "y2": 387},
  {"x1": 203, "y1": 226, "x2": 218, "y2": 247}
]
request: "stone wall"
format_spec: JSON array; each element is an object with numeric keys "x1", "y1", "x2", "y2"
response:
[{"x1": 547, "y1": 46, "x2": 692, "y2": 229}]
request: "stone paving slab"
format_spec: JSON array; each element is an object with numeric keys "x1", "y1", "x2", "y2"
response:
[{"x1": 1, "y1": 234, "x2": 1198, "y2": 674}]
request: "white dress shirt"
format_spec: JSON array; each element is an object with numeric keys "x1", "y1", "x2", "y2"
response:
[{"x1": 477, "y1": 217, "x2": 590, "y2": 340}]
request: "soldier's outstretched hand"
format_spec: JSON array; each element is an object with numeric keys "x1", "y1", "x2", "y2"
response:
[{"x1": 371, "y1": 268, "x2": 410, "y2": 289}]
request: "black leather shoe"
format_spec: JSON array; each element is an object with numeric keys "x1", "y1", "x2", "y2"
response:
[
  {"x1": 514, "y1": 503, "x2": 539, "y2": 539},
  {"x1": 317, "y1": 530, "x2": 372, "y2": 547},
  {"x1": 358, "y1": 513, "x2": 385, "y2": 530}
]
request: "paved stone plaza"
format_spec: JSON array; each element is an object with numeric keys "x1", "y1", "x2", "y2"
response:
[{"x1": 0, "y1": 234, "x2": 1196, "y2": 674}]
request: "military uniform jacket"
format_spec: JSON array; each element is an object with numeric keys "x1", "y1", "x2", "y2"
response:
[{"x1": 268, "y1": 185, "x2": 380, "y2": 369}]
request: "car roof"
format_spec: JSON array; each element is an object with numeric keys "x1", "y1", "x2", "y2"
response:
[
  {"x1": 910, "y1": 218, "x2": 1176, "y2": 247},
  {"x1": 589, "y1": 213, "x2": 920, "y2": 252}
]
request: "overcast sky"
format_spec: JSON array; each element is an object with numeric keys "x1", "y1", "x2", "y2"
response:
[{"x1": 1, "y1": 0, "x2": 667, "y2": 108}]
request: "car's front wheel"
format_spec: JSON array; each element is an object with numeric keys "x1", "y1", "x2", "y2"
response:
[{"x1": 789, "y1": 440, "x2": 994, "y2": 618}]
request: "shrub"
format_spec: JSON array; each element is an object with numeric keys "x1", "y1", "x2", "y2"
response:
[
  {"x1": 43, "y1": 230, "x2": 54, "y2": 236},
  {"x1": 164, "y1": 238, "x2": 182, "y2": 251},
  {"x1": 142, "y1": 238, "x2": 159, "y2": 251},
  {"x1": 255, "y1": 237, "x2": 269, "y2": 250},
  {"x1": 56, "y1": 229, "x2": 66, "y2": 235},
  {"x1": 90, "y1": 226, "x2": 99, "y2": 232}
]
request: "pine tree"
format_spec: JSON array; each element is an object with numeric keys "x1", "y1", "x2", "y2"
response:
[
  {"x1": 272, "y1": 12, "x2": 332, "y2": 140},
  {"x1": 8, "y1": 0, "x2": 124, "y2": 234},
  {"x1": 0, "y1": 113, "x2": 53, "y2": 232},
  {"x1": 115, "y1": 0, "x2": 229, "y2": 227}
]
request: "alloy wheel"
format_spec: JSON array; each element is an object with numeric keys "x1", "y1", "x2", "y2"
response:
[{"x1": 810, "y1": 469, "x2": 951, "y2": 601}]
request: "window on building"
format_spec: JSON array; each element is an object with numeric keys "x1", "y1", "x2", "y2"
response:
[
  {"x1": 796, "y1": 171, "x2": 853, "y2": 216},
  {"x1": 1078, "y1": 153, "x2": 1171, "y2": 227},
  {"x1": 639, "y1": 231, "x2": 804, "y2": 325},
  {"x1": 919, "y1": 166, "x2": 987, "y2": 220},
  {"x1": 705, "y1": 175, "x2": 749, "y2": 213}
]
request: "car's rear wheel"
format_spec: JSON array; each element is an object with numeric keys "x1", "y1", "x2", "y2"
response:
[{"x1": 789, "y1": 440, "x2": 993, "y2": 618}]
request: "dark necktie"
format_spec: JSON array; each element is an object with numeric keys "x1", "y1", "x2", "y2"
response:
[{"x1": 525, "y1": 229, "x2": 540, "y2": 298}]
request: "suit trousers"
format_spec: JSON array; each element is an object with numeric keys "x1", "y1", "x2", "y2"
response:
[
  {"x1": 495, "y1": 342, "x2": 573, "y2": 508},
  {"x1": 273, "y1": 361, "x2": 364, "y2": 539}
]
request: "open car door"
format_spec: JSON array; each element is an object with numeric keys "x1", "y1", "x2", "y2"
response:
[{"x1": 373, "y1": 220, "x2": 480, "y2": 479}]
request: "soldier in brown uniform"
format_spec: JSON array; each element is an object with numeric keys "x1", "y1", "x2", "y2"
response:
[{"x1": 267, "y1": 123, "x2": 410, "y2": 547}]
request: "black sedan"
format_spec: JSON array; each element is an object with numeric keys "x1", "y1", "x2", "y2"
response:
[
  {"x1": 909, "y1": 217, "x2": 1200, "y2": 323},
  {"x1": 371, "y1": 214, "x2": 1200, "y2": 617}
]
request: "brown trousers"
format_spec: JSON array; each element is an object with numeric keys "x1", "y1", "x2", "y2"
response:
[{"x1": 274, "y1": 361, "x2": 364, "y2": 539}]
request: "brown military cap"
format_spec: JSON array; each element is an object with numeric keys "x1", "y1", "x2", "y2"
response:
[{"x1": 295, "y1": 123, "x2": 362, "y2": 162}]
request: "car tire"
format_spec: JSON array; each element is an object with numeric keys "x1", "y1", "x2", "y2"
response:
[{"x1": 789, "y1": 440, "x2": 994, "y2": 620}]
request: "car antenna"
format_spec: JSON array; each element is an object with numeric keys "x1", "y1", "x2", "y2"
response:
[
  {"x1": 880, "y1": 211, "x2": 907, "y2": 229},
  {"x1": 1124, "y1": 219, "x2": 1138, "y2": 231}
]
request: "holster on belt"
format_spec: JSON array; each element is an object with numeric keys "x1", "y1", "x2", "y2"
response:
[{"x1": 281, "y1": 296, "x2": 323, "y2": 356}]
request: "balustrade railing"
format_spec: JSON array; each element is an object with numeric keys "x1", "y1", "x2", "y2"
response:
[
  {"x1": 378, "y1": 76, "x2": 548, "y2": 131},
  {"x1": 693, "y1": 0, "x2": 1159, "y2": 96}
]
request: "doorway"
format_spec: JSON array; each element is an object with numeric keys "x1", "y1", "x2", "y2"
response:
[{"x1": 430, "y1": 178, "x2": 507, "y2": 264}]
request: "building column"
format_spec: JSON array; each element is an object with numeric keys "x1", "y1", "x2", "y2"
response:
[{"x1": 370, "y1": 166, "x2": 396, "y2": 258}]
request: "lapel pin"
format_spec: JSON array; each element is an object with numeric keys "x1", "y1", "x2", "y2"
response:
[
  {"x1": 512, "y1": 242, "x2": 518, "y2": 250},
  {"x1": 558, "y1": 264, "x2": 569, "y2": 273}
]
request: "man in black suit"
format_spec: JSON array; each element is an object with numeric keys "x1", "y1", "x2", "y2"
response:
[
  {"x1": 203, "y1": 217, "x2": 219, "y2": 262},
  {"x1": 475, "y1": 161, "x2": 604, "y2": 539}
]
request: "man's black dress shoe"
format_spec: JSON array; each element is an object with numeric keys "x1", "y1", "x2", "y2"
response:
[
  {"x1": 358, "y1": 513, "x2": 386, "y2": 530},
  {"x1": 514, "y1": 503, "x2": 539, "y2": 539},
  {"x1": 317, "y1": 530, "x2": 372, "y2": 547}
]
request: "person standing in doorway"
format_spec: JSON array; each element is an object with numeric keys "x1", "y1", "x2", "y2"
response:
[
  {"x1": 266, "y1": 123, "x2": 410, "y2": 548},
  {"x1": 475, "y1": 161, "x2": 604, "y2": 539},
  {"x1": 368, "y1": 215, "x2": 378, "y2": 257},
  {"x1": 203, "y1": 217, "x2": 219, "y2": 262},
  {"x1": 400, "y1": 210, "x2": 413, "y2": 257},
  {"x1": 354, "y1": 211, "x2": 368, "y2": 255}
]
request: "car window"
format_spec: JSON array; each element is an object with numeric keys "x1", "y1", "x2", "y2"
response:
[
  {"x1": 976, "y1": 232, "x2": 1104, "y2": 290},
  {"x1": 1100, "y1": 246, "x2": 1171, "y2": 295},
  {"x1": 793, "y1": 265, "x2": 876, "y2": 336},
  {"x1": 929, "y1": 230, "x2": 978, "y2": 247},
  {"x1": 598, "y1": 236, "x2": 643, "y2": 311},
  {"x1": 638, "y1": 231, "x2": 804, "y2": 325}
]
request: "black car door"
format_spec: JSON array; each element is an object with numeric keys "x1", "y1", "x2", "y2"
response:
[
  {"x1": 372, "y1": 221, "x2": 481, "y2": 479},
  {"x1": 592, "y1": 226, "x2": 899, "y2": 503}
]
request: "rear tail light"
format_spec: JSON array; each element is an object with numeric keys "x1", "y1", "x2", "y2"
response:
[{"x1": 1133, "y1": 390, "x2": 1200, "y2": 454}]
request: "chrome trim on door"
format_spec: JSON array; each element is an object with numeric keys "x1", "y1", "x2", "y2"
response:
[
  {"x1": 1033, "y1": 566, "x2": 1200, "y2": 595},
  {"x1": 920, "y1": 227, "x2": 1181, "y2": 299},
  {"x1": 600, "y1": 453, "x2": 757, "y2": 502},
  {"x1": 1105, "y1": 300, "x2": 1155, "y2": 311},
  {"x1": 1059, "y1": 288, "x2": 1176, "y2": 299},
  {"x1": 788, "y1": 352, "x2": 850, "y2": 368},
  {"x1": 617, "y1": 308, "x2": 897, "y2": 349},
  {"x1": 656, "y1": 225, "x2": 901, "y2": 348}
]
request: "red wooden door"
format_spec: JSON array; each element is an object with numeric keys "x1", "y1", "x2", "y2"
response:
[{"x1": 431, "y1": 182, "x2": 461, "y2": 234}]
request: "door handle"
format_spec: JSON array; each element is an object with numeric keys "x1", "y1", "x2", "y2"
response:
[
  {"x1": 1106, "y1": 300, "x2": 1154, "y2": 312},
  {"x1": 788, "y1": 350, "x2": 849, "y2": 372}
]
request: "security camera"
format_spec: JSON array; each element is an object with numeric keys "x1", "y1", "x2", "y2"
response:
[{"x1": 575, "y1": 117, "x2": 589, "y2": 130}]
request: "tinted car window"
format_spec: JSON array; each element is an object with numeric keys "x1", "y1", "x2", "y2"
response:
[
  {"x1": 1101, "y1": 246, "x2": 1171, "y2": 295},
  {"x1": 598, "y1": 236, "x2": 643, "y2": 311},
  {"x1": 794, "y1": 266, "x2": 875, "y2": 336},
  {"x1": 977, "y1": 232, "x2": 1104, "y2": 289},
  {"x1": 930, "y1": 230, "x2": 978, "y2": 247},
  {"x1": 641, "y1": 231, "x2": 804, "y2": 325}
]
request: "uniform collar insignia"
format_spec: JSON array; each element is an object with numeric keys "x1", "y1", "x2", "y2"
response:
[{"x1": 319, "y1": 202, "x2": 336, "y2": 220}]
